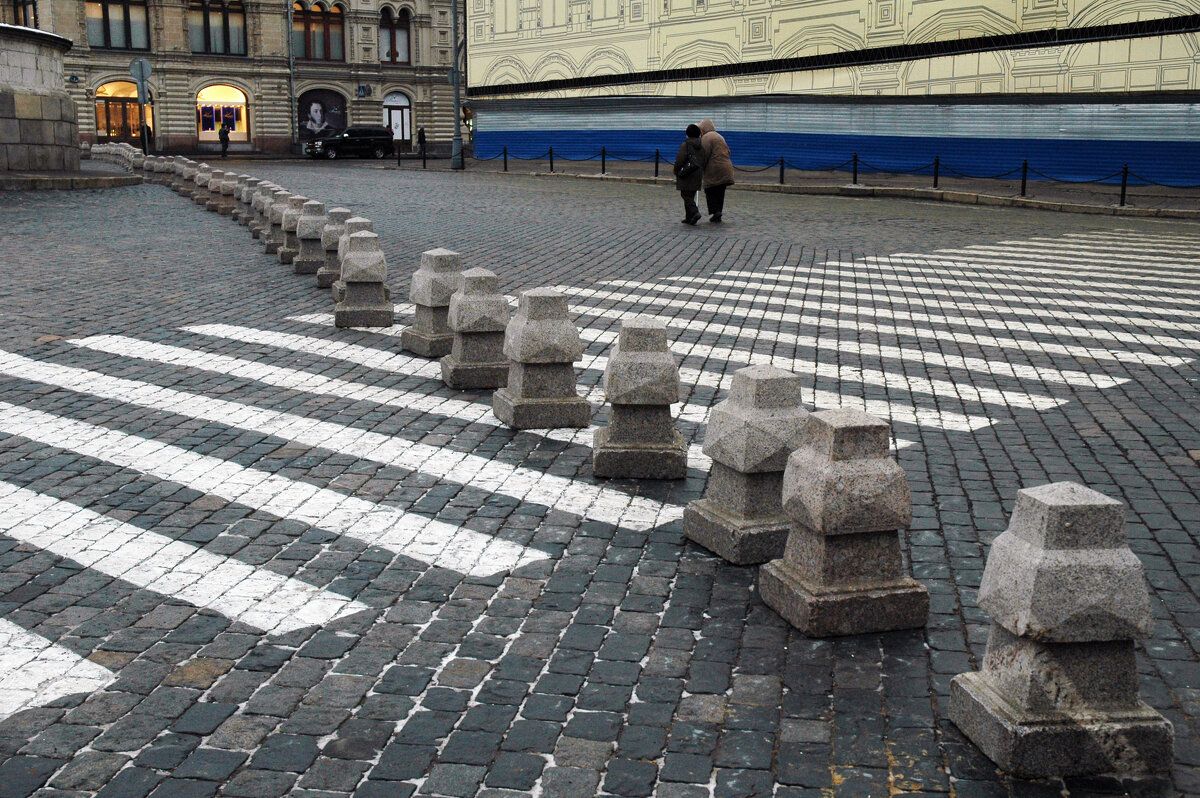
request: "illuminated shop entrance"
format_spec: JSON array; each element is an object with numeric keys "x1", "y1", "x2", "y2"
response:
[
  {"x1": 95, "y1": 80, "x2": 152, "y2": 144},
  {"x1": 196, "y1": 84, "x2": 250, "y2": 144}
]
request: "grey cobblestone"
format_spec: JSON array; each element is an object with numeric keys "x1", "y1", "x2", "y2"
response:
[{"x1": 0, "y1": 164, "x2": 1194, "y2": 797}]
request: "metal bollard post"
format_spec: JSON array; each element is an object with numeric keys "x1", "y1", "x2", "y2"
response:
[
  {"x1": 1120, "y1": 164, "x2": 1129, "y2": 207},
  {"x1": 654, "y1": 149, "x2": 660, "y2": 178},
  {"x1": 933, "y1": 156, "x2": 940, "y2": 189},
  {"x1": 779, "y1": 157, "x2": 785, "y2": 185},
  {"x1": 852, "y1": 153, "x2": 859, "y2": 185},
  {"x1": 549, "y1": 147, "x2": 554, "y2": 173},
  {"x1": 1020, "y1": 160, "x2": 1028, "y2": 197},
  {"x1": 503, "y1": 146, "x2": 508, "y2": 172},
  {"x1": 601, "y1": 147, "x2": 606, "y2": 175}
]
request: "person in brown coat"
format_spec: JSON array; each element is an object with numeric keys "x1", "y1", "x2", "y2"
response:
[
  {"x1": 698, "y1": 118, "x2": 734, "y2": 223},
  {"x1": 673, "y1": 124, "x2": 704, "y2": 225}
]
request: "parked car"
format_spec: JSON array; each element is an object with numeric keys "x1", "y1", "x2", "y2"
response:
[{"x1": 305, "y1": 126, "x2": 394, "y2": 159}]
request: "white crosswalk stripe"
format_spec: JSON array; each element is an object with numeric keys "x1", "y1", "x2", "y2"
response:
[
  {"x1": 562, "y1": 281, "x2": 1196, "y2": 367},
  {"x1": 0, "y1": 351, "x2": 679, "y2": 532},
  {"x1": 68, "y1": 334, "x2": 713, "y2": 468},
  {"x1": 0, "y1": 480, "x2": 372, "y2": 634},
  {"x1": 0, "y1": 400, "x2": 548, "y2": 577},
  {"x1": 0, "y1": 619, "x2": 114, "y2": 721}
]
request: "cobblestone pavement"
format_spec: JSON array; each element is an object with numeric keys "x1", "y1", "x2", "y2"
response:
[{"x1": 0, "y1": 162, "x2": 1197, "y2": 798}]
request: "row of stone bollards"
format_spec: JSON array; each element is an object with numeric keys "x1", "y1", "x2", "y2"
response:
[{"x1": 132, "y1": 151, "x2": 1174, "y2": 782}]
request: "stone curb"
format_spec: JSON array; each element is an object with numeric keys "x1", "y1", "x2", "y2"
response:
[
  {"x1": 390, "y1": 164, "x2": 1200, "y2": 221},
  {"x1": 0, "y1": 174, "x2": 144, "y2": 191}
]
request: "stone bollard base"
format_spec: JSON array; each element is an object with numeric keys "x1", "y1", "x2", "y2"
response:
[
  {"x1": 949, "y1": 672, "x2": 1174, "y2": 778},
  {"x1": 592, "y1": 426, "x2": 687, "y2": 479},
  {"x1": 334, "y1": 306, "x2": 394, "y2": 327},
  {"x1": 401, "y1": 327, "x2": 454, "y2": 358},
  {"x1": 758, "y1": 559, "x2": 929, "y2": 637},
  {"x1": 440, "y1": 355, "x2": 509, "y2": 390},
  {"x1": 294, "y1": 256, "x2": 321, "y2": 275},
  {"x1": 316, "y1": 266, "x2": 338, "y2": 288},
  {"x1": 683, "y1": 499, "x2": 789, "y2": 565},
  {"x1": 493, "y1": 388, "x2": 590, "y2": 430}
]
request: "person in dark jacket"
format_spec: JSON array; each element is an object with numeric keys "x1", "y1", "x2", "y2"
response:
[
  {"x1": 698, "y1": 118, "x2": 734, "y2": 223},
  {"x1": 673, "y1": 124, "x2": 704, "y2": 225},
  {"x1": 218, "y1": 122, "x2": 231, "y2": 158}
]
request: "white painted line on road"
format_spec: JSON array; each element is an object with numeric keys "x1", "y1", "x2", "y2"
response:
[
  {"x1": 184, "y1": 324, "x2": 443, "y2": 380},
  {"x1": 0, "y1": 351, "x2": 678, "y2": 531},
  {"x1": 0, "y1": 480, "x2": 371, "y2": 634},
  {"x1": 0, "y1": 618, "x2": 114, "y2": 723},
  {"x1": 69, "y1": 334, "x2": 712, "y2": 469},
  {"x1": 565, "y1": 281, "x2": 1199, "y2": 361},
  {"x1": 0, "y1": 400, "x2": 546, "y2": 577}
]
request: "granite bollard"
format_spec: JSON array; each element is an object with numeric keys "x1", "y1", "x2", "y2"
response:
[
  {"x1": 317, "y1": 208, "x2": 352, "y2": 289},
  {"x1": 250, "y1": 183, "x2": 275, "y2": 239},
  {"x1": 191, "y1": 165, "x2": 211, "y2": 204},
  {"x1": 334, "y1": 231, "x2": 395, "y2": 327},
  {"x1": 493, "y1": 289, "x2": 591, "y2": 430},
  {"x1": 332, "y1": 217, "x2": 376, "y2": 302},
  {"x1": 592, "y1": 316, "x2": 687, "y2": 479},
  {"x1": 278, "y1": 195, "x2": 308, "y2": 265},
  {"x1": 949, "y1": 482, "x2": 1173, "y2": 778},
  {"x1": 441, "y1": 267, "x2": 511, "y2": 389},
  {"x1": 217, "y1": 172, "x2": 238, "y2": 216},
  {"x1": 264, "y1": 189, "x2": 292, "y2": 255},
  {"x1": 234, "y1": 176, "x2": 259, "y2": 224},
  {"x1": 758, "y1": 408, "x2": 929, "y2": 637},
  {"x1": 204, "y1": 169, "x2": 226, "y2": 211},
  {"x1": 684, "y1": 365, "x2": 809, "y2": 563},
  {"x1": 294, "y1": 200, "x2": 328, "y2": 276},
  {"x1": 400, "y1": 248, "x2": 465, "y2": 358}
]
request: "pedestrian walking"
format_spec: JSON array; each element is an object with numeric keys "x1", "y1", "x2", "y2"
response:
[
  {"x1": 698, "y1": 118, "x2": 734, "y2": 223},
  {"x1": 218, "y1": 122, "x2": 231, "y2": 159},
  {"x1": 673, "y1": 124, "x2": 704, "y2": 225}
]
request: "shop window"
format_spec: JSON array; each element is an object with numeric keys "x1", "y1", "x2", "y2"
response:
[
  {"x1": 189, "y1": 0, "x2": 246, "y2": 55},
  {"x1": 196, "y1": 84, "x2": 249, "y2": 143},
  {"x1": 85, "y1": 0, "x2": 149, "y2": 49},
  {"x1": 293, "y1": 2, "x2": 344, "y2": 61},
  {"x1": 13, "y1": 0, "x2": 37, "y2": 27},
  {"x1": 380, "y1": 8, "x2": 411, "y2": 64},
  {"x1": 95, "y1": 80, "x2": 152, "y2": 143}
]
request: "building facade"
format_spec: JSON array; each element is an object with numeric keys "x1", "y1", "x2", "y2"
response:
[
  {"x1": 465, "y1": 0, "x2": 1200, "y2": 184},
  {"x1": 2, "y1": 0, "x2": 462, "y2": 153}
]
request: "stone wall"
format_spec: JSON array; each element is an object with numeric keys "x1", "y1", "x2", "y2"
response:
[{"x1": 0, "y1": 23, "x2": 80, "y2": 172}]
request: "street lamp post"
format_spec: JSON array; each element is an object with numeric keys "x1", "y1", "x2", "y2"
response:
[{"x1": 449, "y1": 0, "x2": 464, "y2": 170}]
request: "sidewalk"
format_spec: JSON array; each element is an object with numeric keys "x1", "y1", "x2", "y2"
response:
[{"x1": 395, "y1": 154, "x2": 1200, "y2": 219}]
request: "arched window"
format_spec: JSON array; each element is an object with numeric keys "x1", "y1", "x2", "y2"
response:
[
  {"x1": 293, "y1": 2, "x2": 344, "y2": 61},
  {"x1": 85, "y1": 0, "x2": 149, "y2": 49},
  {"x1": 383, "y1": 91, "x2": 411, "y2": 147},
  {"x1": 197, "y1": 84, "x2": 249, "y2": 144},
  {"x1": 379, "y1": 8, "x2": 410, "y2": 64},
  {"x1": 13, "y1": 0, "x2": 38, "y2": 28},
  {"x1": 189, "y1": 0, "x2": 246, "y2": 55},
  {"x1": 95, "y1": 80, "x2": 152, "y2": 143}
]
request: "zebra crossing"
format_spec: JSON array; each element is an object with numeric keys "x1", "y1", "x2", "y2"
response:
[{"x1": 0, "y1": 225, "x2": 1194, "y2": 736}]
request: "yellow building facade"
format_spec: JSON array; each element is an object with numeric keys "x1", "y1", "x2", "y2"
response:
[
  {"x1": 467, "y1": 0, "x2": 1200, "y2": 98},
  {"x1": 464, "y1": 1, "x2": 1200, "y2": 185}
]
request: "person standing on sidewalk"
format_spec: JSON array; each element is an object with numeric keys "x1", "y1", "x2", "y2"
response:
[
  {"x1": 673, "y1": 124, "x2": 704, "y2": 225},
  {"x1": 699, "y1": 118, "x2": 734, "y2": 223},
  {"x1": 218, "y1": 122, "x2": 231, "y2": 159}
]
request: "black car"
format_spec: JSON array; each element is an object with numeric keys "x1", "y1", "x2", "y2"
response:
[{"x1": 305, "y1": 126, "x2": 394, "y2": 159}]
